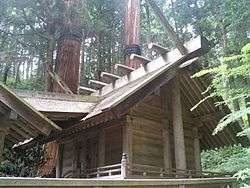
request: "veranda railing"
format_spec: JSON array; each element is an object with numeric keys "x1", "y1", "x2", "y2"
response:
[{"x1": 84, "y1": 154, "x2": 232, "y2": 179}]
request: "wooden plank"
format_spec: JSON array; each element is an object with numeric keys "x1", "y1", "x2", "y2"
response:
[
  {"x1": 79, "y1": 86, "x2": 97, "y2": 93},
  {"x1": 147, "y1": 0, "x2": 187, "y2": 54}
]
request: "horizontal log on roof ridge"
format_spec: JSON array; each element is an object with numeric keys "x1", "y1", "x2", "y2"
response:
[
  {"x1": 95, "y1": 36, "x2": 209, "y2": 97},
  {"x1": 85, "y1": 36, "x2": 210, "y2": 120}
]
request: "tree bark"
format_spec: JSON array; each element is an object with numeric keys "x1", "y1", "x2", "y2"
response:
[{"x1": 124, "y1": 0, "x2": 142, "y2": 68}]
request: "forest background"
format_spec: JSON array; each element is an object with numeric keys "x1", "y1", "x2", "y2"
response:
[{"x1": 0, "y1": 0, "x2": 249, "y2": 187}]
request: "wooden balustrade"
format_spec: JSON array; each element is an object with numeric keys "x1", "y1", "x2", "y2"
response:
[
  {"x1": 83, "y1": 154, "x2": 232, "y2": 179},
  {"x1": 85, "y1": 164, "x2": 121, "y2": 178}
]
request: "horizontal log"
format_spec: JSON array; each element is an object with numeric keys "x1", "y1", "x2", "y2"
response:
[
  {"x1": 130, "y1": 54, "x2": 151, "y2": 65},
  {"x1": 115, "y1": 64, "x2": 135, "y2": 74},
  {"x1": 148, "y1": 43, "x2": 170, "y2": 56},
  {"x1": 89, "y1": 80, "x2": 108, "y2": 89},
  {"x1": 101, "y1": 72, "x2": 121, "y2": 83},
  {"x1": 79, "y1": 86, "x2": 97, "y2": 93}
]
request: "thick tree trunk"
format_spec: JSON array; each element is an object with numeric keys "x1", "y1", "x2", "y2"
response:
[
  {"x1": 42, "y1": 0, "x2": 82, "y2": 178},
  {"x1": 53, "y1": 36, "x2": 81, "y2": 93},
  {"x1": 124, "y1": 0, "x2": 141, "y2": 68}
]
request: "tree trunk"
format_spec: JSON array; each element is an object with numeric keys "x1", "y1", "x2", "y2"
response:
[
  {"x1": 124, "y1": 0, "x2": 142, "y2": 68},
  {"x1": 41, "y1": 0, "x2": 82, "y2": 178},
  {"x1": 3, "y1": 63, "x2": 10, "y2": 84},
  {"x1": 45, "y1": 33, "x2": 54, "y2": 92}
]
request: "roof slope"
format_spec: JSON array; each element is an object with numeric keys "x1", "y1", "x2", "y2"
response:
[
  {"x1": 0, "y1": 84, "x2": 61, "y2": 146},
  {"x1": 83, "y1": 36, "x2": 209, "y2": 121}
]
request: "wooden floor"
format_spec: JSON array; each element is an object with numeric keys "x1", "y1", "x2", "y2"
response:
[{"x1": 0, "y1": 177, "x2": 237, "y2": 188}]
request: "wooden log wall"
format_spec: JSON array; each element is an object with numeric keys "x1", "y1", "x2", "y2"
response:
[
  {"x1": 105, "y1": 124, "x2": 123, "y2": 165},
  {"x1": 126, "y1": 83, "x2": 200, "y2": 172},
  {"x1": 58, "y1": 122, "x2": 123, "y2": 178}
]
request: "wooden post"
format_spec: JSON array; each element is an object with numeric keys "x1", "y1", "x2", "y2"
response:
[
  {"x1": 162, "y1": 128, "x2": 171, "y2": 172},
  {"x1": 193, "y1": 127, "x2": 202, "y2": 172},
  {"x1": 121, "y1": 153, "x2": 129, "y2": 179},
  {"x1": 122, "y1": 123, "x2": 133, "y2": 163},
  {"x1": 56, "y1": 143, "x2": 63, "y2": 178},
  {"x1": 124, "y1": 0, "x2": 142, "y2": 68},
  {"x1": 98, "y1": 129, "x2": 106, "y2": 167},
  {"x1": 0, "y1": 127, "x2": 8, "y2": 162},
  {"x1": 171, "y1": 76, "x2": 187, "y2": 174}
]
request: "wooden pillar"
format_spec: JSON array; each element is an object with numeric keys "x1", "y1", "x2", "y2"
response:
[
  {"x1": 0, "y1": 127, "x2": 8, "y2": 162},
  {"x1": 193, "y1": 127, "x2": 202, "y2": 172},
  {"x1": 171, "y1": 76, "x2": 187, "y2": 172},
  {"x1": 162, "y1": 128, "x2": 171, "y2": 172},
  {"x1": 98, "y1": 129, "x2": 106, "y2": 167},
  {"x1": 56, "y1": 143, "x2": 63, "y2": 178},
  {"x1": 124, "y1": 0, "x2": 142, "y2": 68},
  {"x1": 72, "y1": 141, "x2": 81, "y2": 178},
  {"x1": 122, "y1": 120, "x2": 133, "y2": 163}
]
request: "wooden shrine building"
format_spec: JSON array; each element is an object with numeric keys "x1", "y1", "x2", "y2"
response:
[
  {"x1": 0, "y1": 36, "x2": 248, "y2": 182},
  {"x1": 0, "y1": 1, "x2": 249, "y2": 187}
]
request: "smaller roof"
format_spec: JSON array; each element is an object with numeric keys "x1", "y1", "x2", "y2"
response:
[
  {"x1": 0, "y1": 84, "x2": 61, "y2": 146},
  {"x1": 15, "y1": 90, "x2": 100, "y2": 121}
]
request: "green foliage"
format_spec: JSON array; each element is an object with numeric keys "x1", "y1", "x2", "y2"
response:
[
  {"x1": 192, "y1": 43, "x2": 250, "y2": 137},
  {"x1": 202, "y1": 145, "x2": 250, "y2": 187},
  {"x1": 0, "y1": 145, "x2": 44, "y2": 177}
]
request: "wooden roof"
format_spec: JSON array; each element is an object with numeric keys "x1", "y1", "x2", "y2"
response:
[
  {"x1": 15, "y1": 90, "x2": 100, "y2": 121},
  {"x1": 0, "y1": 84, "x2": 61, "y2": 146},
  {"x1": 12, "y1": 35, "x2": 249, "y2": 149}
]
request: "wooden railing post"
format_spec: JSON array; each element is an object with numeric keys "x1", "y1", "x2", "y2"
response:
[{"x1": 121, "y1": 153, "x2": 129, "y2": 179}]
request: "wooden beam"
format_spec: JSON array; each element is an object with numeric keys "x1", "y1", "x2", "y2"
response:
[
  {"x1": 89, "y1": 80, "x2": 108, "y2": 89},
  {"x1": 148, "y1": 43, "x2": 169, "y2": 57},
  {"x1": 123, "y1": 120, "x2": 133, "y2": 164},
  {"x1": 162, "y1": 129, "x2": 171, "y2": 171},
  {"x1": 147, "y1": 0, "x2": 187, "y2": 55},
  {"x1": 193, "y1": 127, "x2": 202, "y2": 172},
  {"x1": 101, "y1": 72, "x2": 121, "y2": 83},
  {"x1": 79, "y1": 86, "x2": 97, "y2": 94},
  {"x1": 130, "y1": 54, "x2": 151, "y2": 65},
  {"x1": 171, "y1": 76, "x2": 186, "y2": 174},
  {"x1": 56, "y1": 143, "x2": 63, "y2": 178},
  {"x1": 98, "y1": 129, "x2": 106, "y2": 167},
  {"x1": 115, "y1": 64, "x2": 135, "y2": 75}
]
